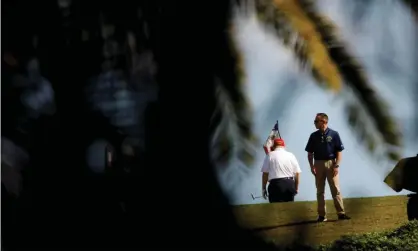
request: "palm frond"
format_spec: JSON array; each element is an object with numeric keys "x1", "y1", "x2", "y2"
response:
[
  {"x1": 227, "y1": 24, "x2": 258, "y2": 166},
  {"x1": 210, "y1": 76, "x2": 257, "y2": 168},
  {"x1": 402, "y1": 0, "x2": 418, "y2": 19},
  {"x1": 255, "y1": 0, "x2": 343, "y2": 92},
  {"x1": 298, "y1": 0, "x2": 403, "y2": 162},
  {"x1": 210, "y1": 80, "x2": 234, "y2": 166},
  {"x1": 415, "y1": 81, "x2": 418, "y2": 140},
  {"x1": 346, "y1": 102, "x2": 377, "y2": 153},
  {"x1": 400, "y1": 0, "x2": 418, "y2": 139},
  {"x1": 210, "y1": 18, "x2": 257, "y2": 167},
  {"x1": 345, "y1": 98, "x2": 403, "y2": 162}
]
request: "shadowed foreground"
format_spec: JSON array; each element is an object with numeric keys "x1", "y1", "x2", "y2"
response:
[
  {"x1": 2, "y1": 0, "x2": 416, "y2": 249},
  {"x1": 233, "y1": 195, "x2": 409, "y2": 246}
]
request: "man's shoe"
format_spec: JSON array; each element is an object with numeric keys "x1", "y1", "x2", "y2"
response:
[
  {"x1": 338, "y1": 214, "x2": 351, "y2": 220},
  {"x1": 317, "y1": 216, "x2": 327, "y2": 222}
]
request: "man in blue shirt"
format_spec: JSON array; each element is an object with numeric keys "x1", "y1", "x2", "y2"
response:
[{"x1": 305, "y1": 113, "x2": 351, "y2": 222}]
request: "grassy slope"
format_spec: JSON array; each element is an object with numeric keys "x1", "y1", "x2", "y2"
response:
[{"x1": 232, "y1": 195, "x2": 408, "y2": 246}]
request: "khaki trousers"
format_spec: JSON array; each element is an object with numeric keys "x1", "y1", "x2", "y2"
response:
[{"x1": 315, "y1": 160, "x2": 345, "y2": 217}]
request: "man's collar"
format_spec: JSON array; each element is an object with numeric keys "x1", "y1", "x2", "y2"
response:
[
  {"x1": 319, "y1": 128, "x2": 330, "y2": 135},
  {"x1": 274, "y1": 147, "x2": 285, "y2": 151}
]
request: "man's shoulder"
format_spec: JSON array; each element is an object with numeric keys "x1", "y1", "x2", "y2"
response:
[
  {"x1": 268, "y1": 150, "x2": 279, "y2": 156},
  {"x1": 311, "y1": 130, "x2": 320, "y2": 136},
  {"x1": 284, "y1": 150, "x2": 297, "y2": 159},
  {"x1": 328, "y1": 128, "x2": 340, "y2": 136},
  {"x1": 270, "y1": 149, "x2": 286, "y2": 157},
  {"x1": 276, "y1": 149, "x2": 294, "y2": 157}
]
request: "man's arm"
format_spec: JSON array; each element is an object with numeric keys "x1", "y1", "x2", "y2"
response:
[
  {"x1": 334, "y1": 132, "x2": 344, "y2": 166},
  {"x1": 335, "y1": 151, "x2": 342, "y2": 166},
  {"x1": 290, "y1": 154, "x2": 302, "y2": 193},
  {"x1": 294, "y1": 172, "x2": 300, "y2": 193},
  {"x1": 262, "y1": 173, "x2": 269, "y2": 191},
  {"x1": 305, "y1": 134, "x2": 315, "y2": 169},
  {"x1": 261, "y1": 156, "x2": 270, "y2": 191},
  {"x1": 307, "y1": 153, "x2": 314, "y2": 169}
]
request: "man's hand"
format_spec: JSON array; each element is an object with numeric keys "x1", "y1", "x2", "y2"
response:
[
  {"x1": 310, "y1": 167, "x2": 316, "y2": 176},
  {"x1": 262, "y1": 189, "x2": 268, "y2": 200},
  {"x1": 332, "y1": 165, "x2": 339, "y2": 177}
]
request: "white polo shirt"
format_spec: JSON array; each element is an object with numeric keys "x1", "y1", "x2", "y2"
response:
[{"x1": 261, "y1": 148, "x2": 302, "y2": 180}]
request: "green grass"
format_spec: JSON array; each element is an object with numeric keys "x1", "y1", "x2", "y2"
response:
[
  {"x1": 317, "y1": 220, "x2": 418, "y2": 251},
  {"x1": 232, "y1": 195, "x2": 410, "y2": 247}
]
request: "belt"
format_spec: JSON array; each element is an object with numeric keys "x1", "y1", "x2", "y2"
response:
[
  {"x1": 314, "y1": 158, "x2": 335, "y2": 161},
  {"x1": 270, "y1": 177, "x2": 294, "y2": 182}
]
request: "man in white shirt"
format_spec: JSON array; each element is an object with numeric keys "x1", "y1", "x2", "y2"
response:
[{"x1": 261, "y1": 138, "x2": 302, "y2": 203}]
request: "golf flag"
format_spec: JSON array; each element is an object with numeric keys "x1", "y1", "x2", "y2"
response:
[
  {"x1": 263, "y1": 121, "x2": 280, "y2": 155},
  {"x1": 273, "y1": 121, "x2": 278, "y2": 131}
]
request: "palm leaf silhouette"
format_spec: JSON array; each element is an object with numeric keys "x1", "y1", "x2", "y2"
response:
[
  {"x1": 213, "y1": 0, "x2": 406, "y2": 166},
  {"x1": 210, "y1": 79, "x2": 237, "y2": 166},
  {"x1": 400, "y1": 0, "x2": 418, "y2": 139},
  {"x1": 210, "y1": 19, "x2": 258, "y2": 168},
  {"x1": 296, "y1": 0, "x2": 402, "y2": 161},
  {"x1": 243, "y1": 0, "x2": 402, "y2": 162},
  {"x1": 212, "y1": 0, "x2": 343, "y2": 167},
  {"x1": 255, "y1": 0, "x2": 342, "y2": 92},
  {"x1": 402, "y1": 0, "x2": 418, "y2": 18}
]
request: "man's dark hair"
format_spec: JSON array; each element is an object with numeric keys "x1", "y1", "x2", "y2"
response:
[{"x1": 316, "y1": 113, "x2": 329, "y2": 122}]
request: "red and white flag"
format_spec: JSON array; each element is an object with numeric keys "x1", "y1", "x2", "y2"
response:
[{"x1": 263, "y1": 121, "x2": 279, "y2": 155}]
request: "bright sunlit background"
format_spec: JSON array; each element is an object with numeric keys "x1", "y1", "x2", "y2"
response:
[{"x1": 216, "y1": 0, "x2": 418, "y2": 205}]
